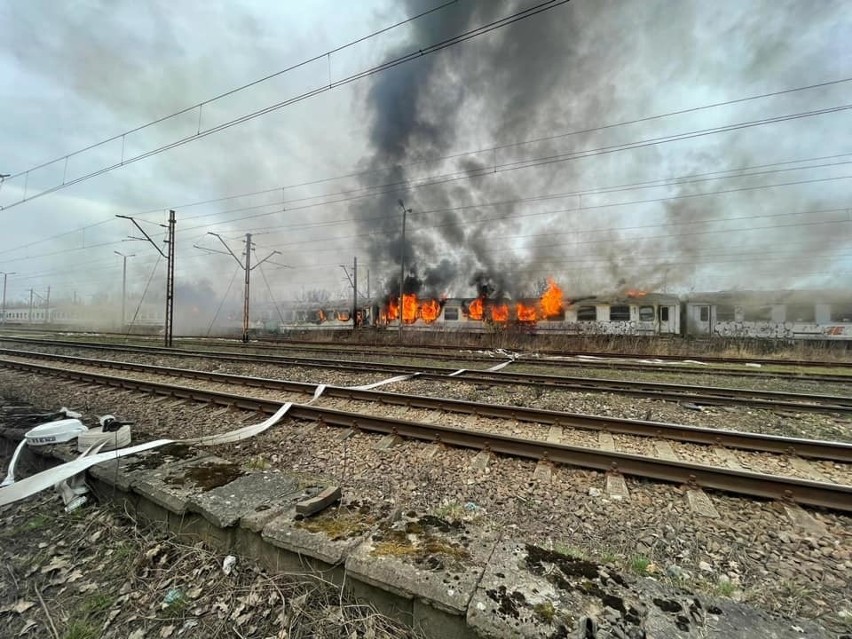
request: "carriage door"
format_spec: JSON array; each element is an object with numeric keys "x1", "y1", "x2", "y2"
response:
[{"x1": 690, "y1": 304, "x2": 712, "y2": 335}]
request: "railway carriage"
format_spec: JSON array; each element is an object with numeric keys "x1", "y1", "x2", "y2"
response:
[{"x1": 684, "y1": 290, "x2": 852, "y2": 341}]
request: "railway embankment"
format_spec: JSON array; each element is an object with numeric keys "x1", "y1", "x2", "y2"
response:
[{"x1": 0, "y1": 420, "x2": 837, "y2": 639}]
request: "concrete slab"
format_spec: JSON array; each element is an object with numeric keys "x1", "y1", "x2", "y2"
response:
[
  {"x1": 346, "y1": 511, "x2": 497, "y2": 616},
  {"x1": 470, "y1": 450, "x2": 491, "y2": 470},
  {"x1": 419, "y1": 444, "x2": 440, "y2": 460},
  {"x1": 187, "y1": 470, "x2": 307, "y2": 528},
  {"x1": 467, "y1": 540, "x2": 831, "y2": 638},
  {"x1": 789, "y1": 457, "x2": 828, "y2": 482},
  {"x1": 686, "y1": 489, "x2": 720, "y2": 519},
  {"x1": 606, "y1": 473, "x2": 630, "y2": 501},
  {"x1": 374, "y1": 434, "x2": 402, "y2": 451},
  {"x1": 712, "y1": 447, "x2": 743, "y2": 470},
  {"x1": 783, "y1": 504, "x2": 827, "y2": 535},
  {"x1": 335, "y1": 428, "x2": 354, "y2": 443},
  {"x1": 598, "y1": 431, "x2": 615, "y2": 451},
  {"x1": 89, "y1": 442, "x2": 210, "y2": 492},
  {"x1": 262, "y1": 499, "x2": 390, "y2": 566},
  {"x1": 532, "y1": 461, "x2": 552, "y2": 482},
  {"x1": 654, "y1": 440, "x2": 679, "y2": 461},
  {"x1": 133, "y1": 454, "x2": 239, "y2": 516}
]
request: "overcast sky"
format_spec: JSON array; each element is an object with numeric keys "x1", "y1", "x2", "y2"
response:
[{"x1": 1, "y1": 0, "x2": 851, "y2": 318}]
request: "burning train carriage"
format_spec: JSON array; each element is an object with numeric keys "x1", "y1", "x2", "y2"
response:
[
  {"x1": 684, "y1": 290, "x2": 852, "y2": 341},
  {"x1": 373, "y1": 280, "x2": 681, "y2": 336},
  {"x1": 273, "y1": 285, "x2": 851, "y2": 342}
]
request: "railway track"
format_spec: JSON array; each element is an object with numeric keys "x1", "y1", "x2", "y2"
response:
[
  {"x1": 3, "y1": 350, "x2": 851, "y2": 461},
  {"x1": 4, "y1": 328, "x2": 850, "y2": 369},
  {"x1": 2, "y1": 343, "x2": 852, "y2": 414},
  {"x1": 253, "y1": 336, "x2": 852, "y2": 369},
  {"x1": 3, "y1": 335, "x2": 850, "y2": 383},
  {"x1": 1, "y1": 356, "x2": 850, "y2": 512}
]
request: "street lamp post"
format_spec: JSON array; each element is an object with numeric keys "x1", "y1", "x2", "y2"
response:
[
  {"x1": 1, "y1": 271, "x2": 15, "y2": 325},
  {"x1": 114, "y1": 251, "x2": 135, "y2": 327}
]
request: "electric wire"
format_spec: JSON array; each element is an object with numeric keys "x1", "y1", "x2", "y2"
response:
[{"x1": 1, "y1": 0, "x2": 569, "y2": 210}]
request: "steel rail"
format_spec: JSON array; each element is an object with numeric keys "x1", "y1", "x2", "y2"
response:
[
  {"x1": 2, "y1": 335, "x2": 850, "y2": 383},
  {"x1": 1, "y1": 341, "x2": 850, "y2": 414},
  {"x1": 3, "y1": 350, "x2": 851, "y2": 462},
  {"x1": 2, "y1": 328, "x2": 850, "y2": 369},
  {"x1": 1, "y1": 357, "x2": 849, "y2": 512},
  {"x1": 254, "y1": 336, "x2": 852, "y2": 369}
]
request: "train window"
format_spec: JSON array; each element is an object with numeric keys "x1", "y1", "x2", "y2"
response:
[
  {"x1": 715, "y1": 305, "x2": 735, "y2": 321},
  {"x1": 659, "y1": 307, "x2": 669, "y2": 322},
  {"x1": 786, "y1": 304, "x2": 815, "y2": 323},
  {"x1": 830, "y1": 304, "x2": 852, "y2": 322},
  {"x1": 610, "y1": 305, "x2": 630, "y2": 322},
  {"x1": 742, "y1": 306, "x2": 772, "y2": 321},
  {"x1": 577, "y1": 306, "x2": 596, "y2": 321},
  {"x1": 639, "y1": 306, "x2": 654, "y2": 321},
  {"x1": 699, "y1": 307, "x2": 709, "y2": 322},
  {"x1": 444, "y1": 307, "x2": 459, "y2": 321}
]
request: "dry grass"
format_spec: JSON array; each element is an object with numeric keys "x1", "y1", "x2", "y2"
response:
[{"x1": 0, "y1": 495, "x2": 422, "y2": 639}]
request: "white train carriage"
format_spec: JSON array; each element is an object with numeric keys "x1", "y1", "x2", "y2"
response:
[
  {"x1": 685, "y1": 290, "x2": 852, "y2": 341},
  {"x1": 402, "y1": 293, "x2": 681, "y2": 335}
]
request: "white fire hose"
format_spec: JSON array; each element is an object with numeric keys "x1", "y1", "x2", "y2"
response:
[{"x1": 0, "y1": 357, "x2": 517, "y2": 510}]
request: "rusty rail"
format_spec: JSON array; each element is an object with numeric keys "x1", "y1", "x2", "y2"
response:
[
  {"x1": 1, "y1": 342, "x2": 851, "y2": 414},
  {"x1": 2, "y1": 335, "x2": 850, "y2": 383},
  {"x1": 1, "y1": 350, "x2": 851, "y2": 462},
  {"x1": 1, "y1": 357, "x2": 850, "y2": 512}
]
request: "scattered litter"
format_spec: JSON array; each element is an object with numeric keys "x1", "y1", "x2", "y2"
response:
[
  {"x1": 163, "y1": 588, "x2": 184, "y2": 606},
  {"x1": 463, "y1": 501, "x2": 479, "y2": 512},
  {"x1": 222, "y1": 555, "x2": 237, "y2": 575},
  {"x1": 745, "y1": 363, "x2": 763, "y2": 368},
  {"x1": 679, "y1": 402, "x2": 704, "y2": 412}
]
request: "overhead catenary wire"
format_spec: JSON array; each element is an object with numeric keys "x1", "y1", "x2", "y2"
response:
[
  {"x1": 112, "y1": 75, "x2": 852, "y2": 223},
  {"x1": 4, "y1": 149, "x2": 849, "y2": 272},
  {"x1": 1, "y1": 0, "x2": 571, "y2": 210}
]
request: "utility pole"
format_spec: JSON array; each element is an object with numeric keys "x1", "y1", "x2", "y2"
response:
[
  {"x1": 196, "y1": 232, "x2": 281, "y2": 343},
  {"x1": 242, "y1": 233, "x2": 252, "y2": 342},
  {"x1": 28, "y1": 289, "x2": 33, "y2": 323},
  {"x1": 45, "y1": 286, "x2": 50, "y2": 324},
  {"x1": 165, "y1": 210, "x2": 176, "y2": 346},
  {"x1": 114, "y1": 251, "x2": 135, "y2": 327},
  {"x1": 1, "y1": 272, "x2": 15, "y2": 325},
  {"x1": 116, "y1": 210, "x2": 176, "y2": 346},
  {"x1": 352, "y1": 256, "x2": 358, "y2": 328},
  {"x1": 397, "y1": 200, "x2": 411, "y2": 339}
]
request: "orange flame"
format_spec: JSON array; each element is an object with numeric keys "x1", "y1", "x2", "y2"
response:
[
  {"x1": 541, "y1": 277, "x2": 564, "y2": 318},
  {"x1": 386, "y1": 298, "x2": 399, "y2": 321},
  {"x1": 402, "y1": 294, "x2": 418, "y2": 323},
  {"x1": 420, "y1": 299, "x2": 441, "y2": 323},
  {"x1": 467, "y1": 298, "x2": 484, "y2": 320},
  {"x1": 491, "y1": 304, "x2": 509, "y2": 323},
  {"x1": 317, "y1": 309, "x2": 326, "y2": 323},
  {"x1": 516, "y1": 303, "x2": 537, "y2": 322},
  {"x1": 336, "y1": 311, "x2": 350, "y2": 321},
  {"x1": 626, "y1": 289, "x2": 648, "y2": 298}
]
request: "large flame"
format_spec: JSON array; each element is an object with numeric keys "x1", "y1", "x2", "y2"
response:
[
  {"x1": 516, "y1": 303, "x2": 537, "y2": 322},
  {"x1": 541, "y1": 278, "x2": 564, "y2": 318},
  {"x1": 382, "y1": 294, "x2": 444, "y2": 324},
  {"x1": 626, "y1": 288, "x2": 648, "y2": 298},
  {"x1": 468, "y1": 298, "x2": 484, "y2": 320},
  {"x1": 491, "y1": 303, "x2": 509, "y2": 323},
  {"x1": 386, "y1": 298, "x2": 399, "y2": 321},
  {"x1": 402, "y1": 294, "x2": 418, "y2": 324},
  {"x1": 420, "y1": 299, "x2": 441, "y2": 323}
]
